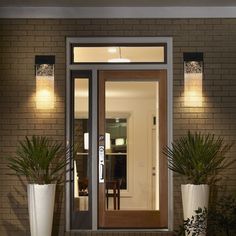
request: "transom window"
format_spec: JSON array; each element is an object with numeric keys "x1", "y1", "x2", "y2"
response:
[{"x1": 72, "y1": 45, "x2": 166, "y2": 64}]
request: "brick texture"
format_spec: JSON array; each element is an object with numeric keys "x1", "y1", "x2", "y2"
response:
[{"x1": 0, "y1": 18, "x2": 236, "y2": 235}]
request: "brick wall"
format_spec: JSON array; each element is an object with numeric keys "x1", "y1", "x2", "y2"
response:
[{"x1": 0, "y1": 18, "x2": 236, "y2": 236}]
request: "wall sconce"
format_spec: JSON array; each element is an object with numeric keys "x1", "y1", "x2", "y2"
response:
[
  {"x1": 35, "y1": 55, "x2": 55, "y2": 109},
  {"x1": 184, "y1": 52, "x2": 203, "y2": 107}
]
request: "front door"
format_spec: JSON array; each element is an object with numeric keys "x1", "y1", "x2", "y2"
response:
[{"x1": 98, "y1": 70, "x2": 168, "y2": 228}]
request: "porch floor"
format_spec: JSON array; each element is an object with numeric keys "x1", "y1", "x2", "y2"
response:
[{"x1": 66, "y1": 231, "x2": 174, "y2": 236}]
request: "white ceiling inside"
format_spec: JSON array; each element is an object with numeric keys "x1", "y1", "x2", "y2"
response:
[
  {"x1": 75, "y1": 80, "x2": 157, "y2": 99},
  {"x1": 1, "y1": 0, "x2": 236, "y2": 7},
  {"x1": 73, "y1": 46, "x2": 165, "y2": 63}
]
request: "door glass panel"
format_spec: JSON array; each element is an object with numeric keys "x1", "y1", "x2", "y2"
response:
[
  {"x1": 106, "y1": 118, "x2": 127, "y2": 190},
  {"x1": 105, "y1": 81, "x2": 159, "y2": 211},
  {"x1": 73, "y1": 78, "x2": 89, "y2": 211}
]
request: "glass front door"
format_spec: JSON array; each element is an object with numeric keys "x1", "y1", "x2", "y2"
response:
[
  {"x1": 71, "y1": 70, "x2": 168, "y2": 229},
  {"x1": 98, "y1": 70, "x2": 168, "y2": 228}
]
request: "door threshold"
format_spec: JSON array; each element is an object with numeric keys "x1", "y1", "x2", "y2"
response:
[{"x1": 66, "y1": 229, "x2": 174, "y2": 235}]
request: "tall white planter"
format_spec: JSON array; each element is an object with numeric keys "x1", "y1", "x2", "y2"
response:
[
  {"x1": 27, "y1": 184, "x2": 56, "y2": 236},
  {"x1": 181, "y1": 184, "x2": 209, "y2": 236}
]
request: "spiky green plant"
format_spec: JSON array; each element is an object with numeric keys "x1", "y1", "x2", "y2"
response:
[
  {"x1": 7, "y1": 136, "x2": 69, "y2": 184},
  {"x1": 163, "y1": 131, "x2": 234, "y2": 185}
]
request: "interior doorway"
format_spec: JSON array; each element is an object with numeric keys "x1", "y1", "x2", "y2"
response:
[{"x1": 98, "y1": 70, "x2": 168, "y2": 228}]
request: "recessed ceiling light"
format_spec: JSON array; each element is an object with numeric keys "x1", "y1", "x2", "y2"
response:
[
  {"x1": 108, "y1": 47, "x2": 130, "y2": 62},
  {"x1": 108, "y1": 47, "x2": 117, "y2": 53}
]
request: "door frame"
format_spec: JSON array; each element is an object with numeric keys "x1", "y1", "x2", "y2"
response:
[{"x1": 66, "y1": 37, "x2": 173, "y2": 231}]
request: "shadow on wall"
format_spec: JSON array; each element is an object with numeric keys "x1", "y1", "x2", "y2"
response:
[
  {"x1": 2, "y1": 181, "x2": 64, "y2": 236},
  {"x1": 52, "y1": 185, "x2": 64, "y2": 236},
  {"x1": 3, "y1": 182, "x2": 29, "y2": 236}
]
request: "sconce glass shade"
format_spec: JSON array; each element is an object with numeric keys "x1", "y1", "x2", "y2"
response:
[
  {"x1": 36, "y1": 72, "x2": 54, "y2": 109},
  {"x1": 184, "y1": 53, "x2": 203, "y2": 107},
  {"x1": 35, "y1": 56, "x2": 55, "y2": 109},
  {"x1": 84, "y1": 133, "x2": 111, "y2": 150}
]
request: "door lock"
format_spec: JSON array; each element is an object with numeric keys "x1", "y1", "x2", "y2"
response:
[{"x1": 99, "y1": 145, "x2": 105, "y2": 183}]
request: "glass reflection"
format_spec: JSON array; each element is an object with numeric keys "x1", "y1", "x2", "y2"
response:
[
  {"x1": 105, "y1": 81, "x2": 159, "y2": 211},
  {"x1": 106, "y1": 118, "x2": 127, "y2": 190},
  {"x1": 73, "y1": 79, "x2": 89, "y2": 211}
]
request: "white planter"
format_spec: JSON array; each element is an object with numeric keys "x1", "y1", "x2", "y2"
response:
[
  {"x1": 181, "y1": 184, "x2": 209, "y2": 236},
  {"x1": 27, "y1": 184, "x2": 56, "y2": 236}
]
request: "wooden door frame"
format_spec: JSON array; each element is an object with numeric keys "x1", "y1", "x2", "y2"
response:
[{"x1": 98, "y1": 70, "x2": 168, "y2": 228}]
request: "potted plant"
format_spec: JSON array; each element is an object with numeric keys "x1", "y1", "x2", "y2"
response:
[
  {"x1": 7, "y1": 136, "x2": 69, "y2": 236},
  {"x1": 163, "y1": 131, "x2": 234, "y2": 236}
]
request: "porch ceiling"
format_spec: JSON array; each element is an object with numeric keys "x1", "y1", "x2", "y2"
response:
[{"x1": 1, "y1": 0, "x2": 236, "y2": 7}]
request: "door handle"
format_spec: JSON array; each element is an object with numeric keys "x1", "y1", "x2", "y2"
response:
[
  {"x1": 100, "y1": 162, "x2": 104, "y2": 182},
  {"x1": 99, "y1": 145, "x2": 105, "y2": 183}
]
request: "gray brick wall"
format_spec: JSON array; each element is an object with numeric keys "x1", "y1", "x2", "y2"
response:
[{"x1": 0, "y1": 18, "x2": 236, "y2": 236}]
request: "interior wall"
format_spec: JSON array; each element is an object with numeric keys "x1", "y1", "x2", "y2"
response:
[
  {"x1": 0, "y1": 18, "x2": 236, "y2": 235},
  {"x1": 106, "y1": 97, "x2": 156, "y2": 210},
  {"x1": 75, "y1": 94, "x2": 157, "y2": 210}
]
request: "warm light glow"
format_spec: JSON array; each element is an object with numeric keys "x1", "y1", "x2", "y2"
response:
[
  {"x1": 73, "y1": 46, "x2": 165, "y2": 63},
  {"x1": 74, "y1": 160, "x2": 79, "y2": 198},
  {"x1": 108, "y1": 58, "x2": 131, "y2": 63},
  {"x1": 184, "y1": 58, "x2": 203, "y2": 107},
  {"x1": 84, "y1": 133, "x2": 89, "y2": 150},
  {"x1": 108, "y1": 47, "x2": 130, "y2": 63},
  {"x1": 84, "y1": 133, "x2": 111, "y2": 150},
  {"x1": 108, "y1": 47, "x2": 117, "y2": 53},
  {"x1": 115, "y1": 138, "x2": 125, "y2": 146},
  {"x1": 184, "y1": 72, "x2": 202, "y2": 107},
  {"x1": 35, "y1": 59, "x2": 55, "y2": 109},
  {"x1": 36, "y1": 76, "x2": 54, "y2": 109},
  {"x1": 105, "y1": 133, "x2": 111, "y2": 150}
]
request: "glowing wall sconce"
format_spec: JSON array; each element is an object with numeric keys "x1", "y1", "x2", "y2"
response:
[
  {"x1": 184, "y1": 52, "x2": 203, "y2": 107},
  {"x1": 35, "y1": 55, "x2": 55, "y2": 109}
]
